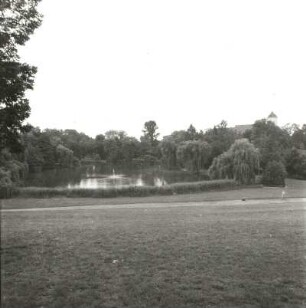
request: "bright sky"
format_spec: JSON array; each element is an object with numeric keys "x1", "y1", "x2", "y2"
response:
[{"x1": 20, "y1": 0, "x2": 306, "y2": 139}]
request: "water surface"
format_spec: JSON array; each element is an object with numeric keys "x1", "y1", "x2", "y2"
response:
[{"x1": 24, "y1": 164, "x2": 208, "y2": 189}]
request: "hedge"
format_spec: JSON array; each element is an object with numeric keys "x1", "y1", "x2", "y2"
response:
[{"x1": 9, "y1": 179, "x2": 238, "y2": 199}]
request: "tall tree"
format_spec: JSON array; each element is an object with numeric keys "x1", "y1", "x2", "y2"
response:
[
  {"x1": 140, "y1": 120, "x2": 160, "y2": 159},
  {"x1": 61, "y1": 129, "x2": 95, "y2": 159},
  {"x1": 0, "y1": 0, "x2": 42, "y2": 152},
  {"x1": 204, "y1": 120, "x2": 239, "y2": 165},
  {"x1": 95, "y1": 134, "x2": 106, "y2": 160},
  {"x1": 248, "y1": 119, "x2": 291, "y2": 169},
  {"x1": 186, "y1": 124, "x2": 198, "y2": 140},
  {"x1": 176, "y1": 140, "x2": 211, "y2": 173},
  {"x1": 160, "y1": 138, "x2": 177, "y2": 169},
  {"x1": 141, "y1": 121, "x2": 159, "y2": 147}
]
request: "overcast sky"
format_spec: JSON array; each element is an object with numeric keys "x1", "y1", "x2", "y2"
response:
[{"x1": 20, "y1": 0, "x2": 306, "y2": 139}]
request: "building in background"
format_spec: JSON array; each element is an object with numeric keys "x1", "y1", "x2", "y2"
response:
[
  {"x1": 267, "y1": 112, "x2": 278, "y2": 125},
  {"x1": 232, "y1": 112, "x2": 278, "y2": 134}
]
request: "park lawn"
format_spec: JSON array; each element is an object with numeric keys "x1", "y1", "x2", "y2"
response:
[{"x1": 1, "y1": 199, "x2": 305, "y2": 308}]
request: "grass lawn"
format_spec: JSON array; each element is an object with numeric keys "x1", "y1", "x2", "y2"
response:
[{"x1": 1, "y1": 197, "x2": 306, "y2": 307}]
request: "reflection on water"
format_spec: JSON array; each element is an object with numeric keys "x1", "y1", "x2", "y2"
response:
[
  {"x1": 24, "y1": 164, "x2": 208, "y2": 189},
  {"x1": 67, "y1": 175, "x2": 148, "y2": 189}
]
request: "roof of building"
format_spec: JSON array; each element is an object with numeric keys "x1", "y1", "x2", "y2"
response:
[
  {"x1": 268, "y1": 112, "x2": 277, "y2": 118},
  {"x1": 233, "y1": 124, "x2": 253, "y2": 134}
]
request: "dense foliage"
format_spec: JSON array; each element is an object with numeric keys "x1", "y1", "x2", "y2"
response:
[
  {"x1": 176, "y1": 140, "x2": 211, "y2": 174},
  {"x1": 0, "y1": 148, "x2": 27, "y2": 188},
  {"x1": 0, "y1": 0, "x2": 42, "y2": 152},
  {"x1": 2, "y1": 115, "x2": 306, "y2": 190},
  {"x1": 245, "y1": 119, "x2": 291, "y2": 169},
  {"x1": 286, "y1": 148, "x2": 306, "y2": 179},
  {"x1": 262, "y1": 161, "x2": 287, "y2": 186},
  {"x1": 208, "y1": 139, "x2": 260, "y2": 184},
  {"x1": 0, "y1": 0, "x2": 42, "y2": 189}
]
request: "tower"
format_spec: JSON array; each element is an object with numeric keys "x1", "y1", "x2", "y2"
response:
[{"x1": 267, "y1": 112, "x2": 277, "y2": 125}]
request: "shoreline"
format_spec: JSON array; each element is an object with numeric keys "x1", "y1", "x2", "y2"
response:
[{"x1": 2, "y1": 179, "x2": 305, "y2": 210}]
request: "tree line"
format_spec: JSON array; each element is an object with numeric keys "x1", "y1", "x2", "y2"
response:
[{"x1": 1, "y1": 119, "x2": 306, "y2": 187}]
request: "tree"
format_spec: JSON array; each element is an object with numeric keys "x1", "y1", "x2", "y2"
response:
[
  {"x1": 0, "y1": 0, "x2": 42, "y2": 152},
  {"x1": 177, "y1": 140, "x2": 211, "y2": 173},
  {"x1": 160, "y1": 138, "x2": 177, "y2": 169},
  {"x1": 262, "y1": 161, "x2": 287, "y2": 186},
  {"x1": 61, "y1": 129, "x2": 95, "y2": 159},
  {"x1": 95, "y1": 134, "x2": 106, "y2": 160},
  {"x1": 286, "y1": 148, "x2": 306, "y2": 179},
  {"x1": 208, "y1": 151, "x2": 233, "y2": 180},
  {"x1": 291, "y1": 124, "x2": 306, "y2": 150},
  {"x1": 121, "y1": 137, "x2": 140, "y2": 162},
  {"x1": 22, "y1": 127, "x2": 45, "y2": 169},
  {"x1": 103, "y1": 131, "x2": 140, "y2": 164},
  {"x1": 140, "y1": 121, "x2": 160, "y2": 159},
  {"x1": 203, "y1": 120, "x2": 240, "y2": 165},
  {"x1": 166, "y1": 130, "x2": 189, "y2": 143},
  {"x1": 22, "y1": 127, "x2": 81, "y2": 170},
  {"x1": 186, "y1": 124, "x2": 198, "y2": 140},
  {"x1": 36, "y1": 133, "x2": 56, "y2": 168},
  {"x1": 248, "y1": 119, "x2": 291, "y2": 169},
  {"x1": 0, "y1": 148, "x2": 27, "y2": 186},
  {"x1": 105, "y1": 130, "x2": 127, "y2": 140},
  {"x1": 208, "y1": 139, "x2": 260, "y2": 184},
  {"x1": 230, "y1": 139, "x2": 260, "y2": 184},
  {"x1": 55, "y1": 144, "x2": 74, "y2": 167},
  {"x1": 282, "y1": 123, "x2": 300, "y2": 136},
  {"x1": 141, "y1": 121, "x2": 159, "y2": 146}
]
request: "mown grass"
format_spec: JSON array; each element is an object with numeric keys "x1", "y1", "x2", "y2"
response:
[
  {"x1": 11, "y1": 179, "x2": 239, "y2": 198},
  {"x1": 1, "y1": 199, "x2": 305, "y2": 308}
]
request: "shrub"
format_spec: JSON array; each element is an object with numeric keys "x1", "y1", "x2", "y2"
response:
[{"x1": 262, "y1": 161, "x2": 287, "y2": 186}]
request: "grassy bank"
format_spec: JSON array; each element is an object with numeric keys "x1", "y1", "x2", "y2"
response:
[{"x1": 10, "y1": 179, "x2": 239, "y2": 198}]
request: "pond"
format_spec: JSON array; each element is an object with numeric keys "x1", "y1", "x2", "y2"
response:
[{"x1": 24, "y1": 164, "x2": 209, "y2": 189}]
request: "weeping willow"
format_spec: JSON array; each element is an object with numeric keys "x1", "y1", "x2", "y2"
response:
[
  {"x1": 176, "y1": 141, "x2": 211, "y2": 173},
  {"x1": 208, "y1": 139, "x2": 260, "y2": 184}
]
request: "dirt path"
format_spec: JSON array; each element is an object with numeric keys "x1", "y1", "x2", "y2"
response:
[{"x1": 2, "y1": 197, "x2": 305, "y2": 212}]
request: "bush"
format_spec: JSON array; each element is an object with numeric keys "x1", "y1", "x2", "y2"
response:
[{"x1": 262, "y1": 161, "x2": 287, "y2": 186}]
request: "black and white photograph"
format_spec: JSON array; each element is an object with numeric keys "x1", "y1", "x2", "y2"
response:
[{"x1": 1, "y1": 0, "x2": 306, "y2": 307}]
